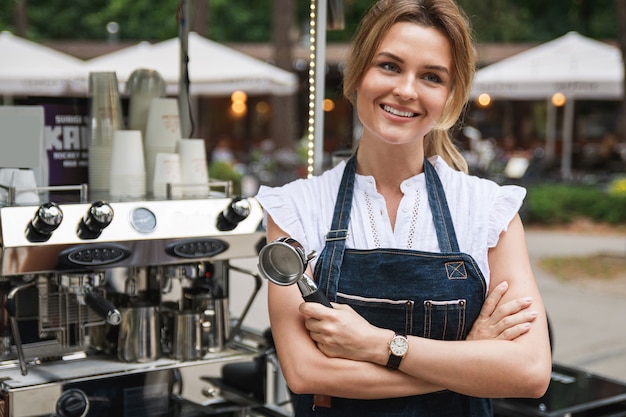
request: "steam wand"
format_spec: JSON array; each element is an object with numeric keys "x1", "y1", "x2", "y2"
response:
[{"x1": 6, "y1": 281, "x2": 36, "y2": 376}]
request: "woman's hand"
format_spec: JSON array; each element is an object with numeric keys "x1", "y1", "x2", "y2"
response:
[
  {"x1": 300, "y1": 302, "x2": 386, "y2": 363},
  {"x1": 467, "y1": 281, "x2": 538, "y2": 341}
]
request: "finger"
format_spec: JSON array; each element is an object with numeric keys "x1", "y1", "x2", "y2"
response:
[
  {"x1": 480, "y1": 281, "x2": 509, "y2": 318},
  {"x1": 498, "y1": 322, "x2": 532, "y2": 340},
  {"x1": 493, "y1": 310, "x2": 538, "y2": 336},
  {"x1": 309, "y1": 330, "x2": 323, "y2": 343},
  {"x1": 492, "y1": 297, "x2": 533, "y2": 323},
  {"x1": 300, "y1": 300, "x2": 333, "y2": 318},
  {"x1": 332, "y1": 302, "x2": 352, "y2": 311}
]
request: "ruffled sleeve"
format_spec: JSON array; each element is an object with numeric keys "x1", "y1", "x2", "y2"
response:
[
  {"x1": 254, "y1": 163, "x2": 345, "y2": 254},
  {"x1": 486, "y1": 185, "x2": 527, "y2": 248},
  {"x1": 255, "y1": 182, "x2": 309, "y2": 248}
]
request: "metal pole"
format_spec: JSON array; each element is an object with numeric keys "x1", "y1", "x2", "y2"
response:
[
  {"x1": 561, "y1": 98, "x2": 575, "y2": 180},
  {"x1": 306, "y1": 0, "x2": 328, "y2": 177},
  {"x1": 178, "y1": 0, "x2": 192, "y2": 138},
  {"x1": 313, "y1": 0, "x2": 327, "y2": 176},
  {"x1": 545, "y1": 100, "x2": 556, "y2": 161}
]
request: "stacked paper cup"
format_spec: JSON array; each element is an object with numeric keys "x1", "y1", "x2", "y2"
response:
[
  {"x1": 0, "y1": 168, "x2": 40, "y2": 205},
  {"x1": 88, "y1": 72, "x2": 124, "y2": 197},
  {"x1": 178, "y1": 138, "x2": 209, "y2": 198},
  {"x1": 109, "y1": 130, "x2": 146, "y2": 200},
  {"x1": 153, "y1": 153, "x2": 182, "y2": 199},
  {"x1": 144, "y1": 98, "x2": 181, "y2": 195}
]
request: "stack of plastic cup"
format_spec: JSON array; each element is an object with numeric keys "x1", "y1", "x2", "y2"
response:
[
  {"x1": 109, "y1": 130, "x2": 146, "y2": 200},
  {"x1": 144, "y1": 98, "x2": 181, "y2": 195},
  {"x1": 88, "y1": 72, "x2": 124, "y2": 196},
  {"x1": 152, "y1": 153, "x2": 182, "y2": 199},
  {"x1": 178, "y1": 138, "x2": 209, "y2": 198},
  {"x1": 127, "y1": 68, "x2": 166, "y2": 136}
]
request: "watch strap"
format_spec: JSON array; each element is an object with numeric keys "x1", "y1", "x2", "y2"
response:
[{"x1": 386, "y1": 352, "x2": 403, "y2": 370}]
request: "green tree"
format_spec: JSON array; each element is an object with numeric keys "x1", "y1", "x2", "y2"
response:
[
  {"x1": 458, "y1": 0, "x2": 617, "y2": 42},
  {"x1": 18, "y1": 0, "x2": 110, "y2": 40},
  {"x1": 0, "y1": 0, "x2": 620, "y2": 45},
  {"x1": 208, "y1": 0, "x2": 273, "y2": 42}
]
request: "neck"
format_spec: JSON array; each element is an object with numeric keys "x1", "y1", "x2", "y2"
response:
[{"x1": 355, "y1": 141, "x2": 425, "y2": 188}]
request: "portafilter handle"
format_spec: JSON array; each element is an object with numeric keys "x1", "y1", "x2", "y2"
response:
[
  {"x1": 298, "y1": 273, "x2": 333, "y2": 308},
  {"x1": 258, "y1": 237, "x2": 332, "y2": 308}
]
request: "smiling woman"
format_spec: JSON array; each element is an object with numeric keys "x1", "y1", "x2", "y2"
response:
[
  {"x1": 354, "y1": 22, "x2": 452, "y2": 153},
  {"x1": 255, "y1": 1, "x2": 552, "y2": 416}
]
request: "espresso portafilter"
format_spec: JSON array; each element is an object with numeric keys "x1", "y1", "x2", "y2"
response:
[{"x1": 258, "y1": 237, "x2": 332, "y2": 308}]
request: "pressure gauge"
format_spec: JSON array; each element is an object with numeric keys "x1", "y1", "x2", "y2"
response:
[{"x1": 130, "y1": 207, "x2": 157, "y2": 233}]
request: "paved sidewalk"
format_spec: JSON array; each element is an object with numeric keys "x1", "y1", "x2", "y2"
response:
[{"x1": 526, "y1": 230, "x2": 626, "y2": 383}]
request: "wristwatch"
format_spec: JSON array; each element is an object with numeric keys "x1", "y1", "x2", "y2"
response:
[{"x1": 386, "y1": 333, "x2": 409, "y2": 370}]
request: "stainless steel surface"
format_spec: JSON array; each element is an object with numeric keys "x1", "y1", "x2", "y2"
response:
[
  {"x1": 297, "y1": 273, "x2": 322, "y2": 298},
  {"x1": 172, "y1": 312, "x2": 205, "y2": 360},
  {"x1": 0, "y1": 180, "x2": 269, "y2": 415},
  {"x1": 0, "y1": 350, "x2": 257, "y2": 417},
  {"x1": 117, "y1": 305, "x2": 161, "y2": 362},
  {"x1": 257, "y1": 237, "x2": 313, "y2": 286},
  {"x1": 0, "y1": 197, "x2": 265, "y2": 276}
]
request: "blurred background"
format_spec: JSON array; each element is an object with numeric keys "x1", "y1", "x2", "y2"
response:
[{"x1": 1, "y1": 0, "x2": 625, "y2": 209}]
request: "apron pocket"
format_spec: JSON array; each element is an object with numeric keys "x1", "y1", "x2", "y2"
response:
[
  {"x1": 336, "y1": 292, "x2": 414, "y2": 335},
  {"x1": 423, "y1": 299, "x2": 467, "y2": 340}
]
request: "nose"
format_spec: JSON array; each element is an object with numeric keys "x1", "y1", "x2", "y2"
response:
[{"x1": 392, "y1": 75, "x2": 418, "y2": 101}]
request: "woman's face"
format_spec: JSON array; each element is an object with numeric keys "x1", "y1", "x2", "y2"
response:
[{"x1": 356, "y1": 22, "x2": 453, "y2": 146}]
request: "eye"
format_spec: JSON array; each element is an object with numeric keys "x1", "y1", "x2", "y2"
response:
[
  {"x1": 424, "y1": 73, "x2": 443, "y2": 84},
  {"x1": 380, "y1": 62, "x2": 400, "y2": 73}
]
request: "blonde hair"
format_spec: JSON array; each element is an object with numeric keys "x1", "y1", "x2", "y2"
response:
[{"x1": 343, "y1": 0, "x2": 475, "y2": 173}]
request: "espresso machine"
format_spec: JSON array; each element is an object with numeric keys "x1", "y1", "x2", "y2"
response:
[{"x1": 0, "y1": 183, "x2": 275, "y2": 417}]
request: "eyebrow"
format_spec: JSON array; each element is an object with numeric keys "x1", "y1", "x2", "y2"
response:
[{"x1": 375, "y1": 51, "x2": 450, "y2": 75}]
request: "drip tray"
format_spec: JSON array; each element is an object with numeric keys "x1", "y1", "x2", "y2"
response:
[
  {"x1": 0, "y1": 349, "x2": 248, "y2": 389},
  {"x1": 494, "y1": 363, "x2": 626, "y2": 416}
]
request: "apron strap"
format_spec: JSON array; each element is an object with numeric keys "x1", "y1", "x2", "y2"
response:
[
  {"x1": 423, "y1": 158, "x2": 460, "y2": 253},
  {"x1": 315, "y1": 156, "x2": 356, "y2": 300},
  {"x1": 315, "y1": 156, "x2": 461, "y2": 300}
]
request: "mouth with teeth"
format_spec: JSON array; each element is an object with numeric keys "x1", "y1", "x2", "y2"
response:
[{"x1": 381, "y1": 104, "x2": 418, "y2": 118}]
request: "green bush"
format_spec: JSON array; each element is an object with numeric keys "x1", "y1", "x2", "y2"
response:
[
  {"x1": 208, "y1": 161, "x2": 242, "y2": 195},
  {"x1": 525, "y1": 184, "x2": 626, "y2": 225}
]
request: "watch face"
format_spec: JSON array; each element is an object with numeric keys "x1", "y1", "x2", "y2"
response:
[{"x1": 390, "y1": 335, "x2": 409, "y2": 356}]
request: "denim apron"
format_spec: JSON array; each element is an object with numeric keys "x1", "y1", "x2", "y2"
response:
[{"x1": 294, "y1": 157, "x2": 492, "y2": 417}]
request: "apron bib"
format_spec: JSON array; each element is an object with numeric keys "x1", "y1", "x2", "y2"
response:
[{"x1": 295, "y1": 157, "x2": 492, "y2": 417}]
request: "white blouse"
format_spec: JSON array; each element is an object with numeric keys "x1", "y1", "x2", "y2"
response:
[{"x1": 255, "y1": 156, "x2": 526, "y2": 289}]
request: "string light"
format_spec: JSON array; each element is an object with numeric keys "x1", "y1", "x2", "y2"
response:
[{"x1": 306, "y1": 0, "x2": 317, "y2": 178}]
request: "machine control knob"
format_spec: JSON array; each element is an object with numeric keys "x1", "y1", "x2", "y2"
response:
[
  {"x1": 56, "y1": 388, "x2": 89, "y2": 417},
  {"x1": 25, "y1": 202, "x2": 63, "y2": 242},
  {"x1": 216, "y1": 197, "x2": 251, "y2": 231},
  {"x1": 77, "y1": 201, "x2": 114, "y2": 239}
]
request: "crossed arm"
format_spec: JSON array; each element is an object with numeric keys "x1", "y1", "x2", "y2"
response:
[{"x1": 266, "y1": 214, "x2": 552, "y2": 400}]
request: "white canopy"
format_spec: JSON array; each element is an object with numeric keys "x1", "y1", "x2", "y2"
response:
[
  {"x1": 0, "y1": 31, "x2": 85, "y2": 96},
  {"x1": 471, "y1": 31, "x2": 623, "y2": 100},
  {"x1": 85, "y1": 32, "x2": 298, "y2": 96},
  {"x1": 471, "y1": 31, "x2": 624, "y2": 179}
]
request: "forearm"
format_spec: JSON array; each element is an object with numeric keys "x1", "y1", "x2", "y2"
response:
[
  {"x1": 315, "y1": 308, "x2": 551, "y2": 399},
  {"x1": 276, "y1": 343, "x2": 443, "y2": 399},
  {"x1": 395, "y1": 332, "x2": 551, "y2": 398}
]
